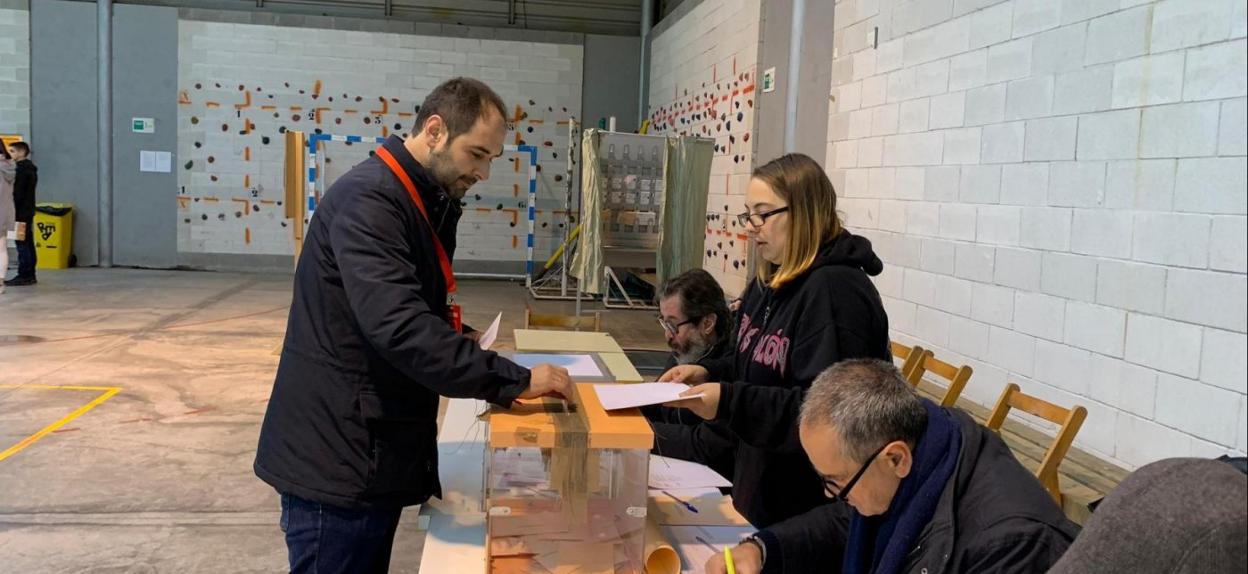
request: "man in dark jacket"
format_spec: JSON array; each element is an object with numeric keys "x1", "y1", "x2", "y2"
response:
[
  {"x1": 254, "y1": 78, "x2": 572, "y2": 574},
  {"x1": 5, "y1": 141, "x2": 37, "y2": 286},
  {"x1": 707, "y1": 359, "x2": 1078, "y2": 574},
  {"x1": 645, "y1": 268, "x2": 737, "y2": 480}
]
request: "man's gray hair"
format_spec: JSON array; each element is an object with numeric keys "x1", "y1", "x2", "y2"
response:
[{"x1": 799, "y1": 359, "x2": 929, "y2": 463}]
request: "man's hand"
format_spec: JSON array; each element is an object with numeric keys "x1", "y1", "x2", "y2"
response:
[
  {"x1": 704, "y1": 542, "x2": 763, "y2": 574},
  {"x1": 657, "y1": 364, "x2": 710, "y2": 384},
  {"x1": 519, "y1": 364, "x2": 572, "y2": 400},
  {"x1": 462, "y1": 330, "x2": 482, "y2": 343},
  {"x1": 663, "y1": 383, "x2": 722, "y2": 420}
]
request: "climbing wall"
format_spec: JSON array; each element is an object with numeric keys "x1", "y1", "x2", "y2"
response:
[
  {"x1": 647, "y1": 0, "x2": 761, "y2": 297},
  {"x1": 177, "y1": 20, "x2": 581, "y2": 262}
]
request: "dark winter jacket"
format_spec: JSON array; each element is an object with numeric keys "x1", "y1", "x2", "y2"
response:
[
  {"x1": 14, "y1": 159, "x2": 36, "y2": 222},
  {"x1": 755, "y1": 407, "x2": 1080, "y2": 573},
  {"x1": 254, "y1": 135, "x2": 531, "y2": 509},
  {"x1": 666, "y1": 230, "x2": 891, "y2": 528}
]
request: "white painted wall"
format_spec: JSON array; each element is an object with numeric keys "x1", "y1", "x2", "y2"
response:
[
  {"x1": 648, "y1": 0, "x2": 762, "y2": 297},
  {"x1": 0, "y1": 5, "x2": 30, "y2": 138},
  {"x1": 177, "y1": 20, "x2": 582, "y2": 263},
  {"x1": 828, "y1": 0, "x2": 1247, "y2": 468}
]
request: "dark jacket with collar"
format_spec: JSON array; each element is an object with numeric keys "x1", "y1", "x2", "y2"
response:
[
  {"x1": 693, "y1": 230, "x2": 891, "y2": 528},
  {"x1": 14, "y1": 158, "x2": 36, "y2": 222},
  {"x1": 756, "y1": 408, "x2": 1080, "y2": 574},
  {"x1": 254, "y1": 135, "x2": 531, "y2": 509}
]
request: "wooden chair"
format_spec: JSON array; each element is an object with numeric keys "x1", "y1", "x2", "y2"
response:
[
  {"x1": 915, "y1": 353, "x2": 973, "y2": 408},
  {"x1": 524, "y1": 308, "x2": 603, "y2": 332},
  {"x1": 986, "y1": 383, "x2": 1088, "y2": 506},
  {"x1": 890, "y1": 341, "x2": 931, "y2": 387}
]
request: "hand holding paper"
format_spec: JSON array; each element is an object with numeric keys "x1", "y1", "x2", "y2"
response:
[{"x1": 663, "y1": 382, "x2": 722, "y2": 420}]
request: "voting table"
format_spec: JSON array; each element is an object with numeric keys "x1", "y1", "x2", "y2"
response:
[{"x1": 418, "y1": 329, "x2": 751, "y2": 574}]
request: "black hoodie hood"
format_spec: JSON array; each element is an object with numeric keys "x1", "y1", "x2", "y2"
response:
[
  {"x1": 17, "y1": 159, "x2": 36, "y2": 173},
  {"x1": 811, "y1": 229, "x2": 884, "y2": 277}
]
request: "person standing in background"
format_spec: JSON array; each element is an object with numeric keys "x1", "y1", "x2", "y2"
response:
[
  {"x1": 0, "y1": 140, "x2": 15, "y2": 295},
  {"x1": 5, "y1": 141, "x2": 37, "y2": 287}
]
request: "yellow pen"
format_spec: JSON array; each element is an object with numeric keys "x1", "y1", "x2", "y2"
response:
[{"x1": 724, "y1": 545, "x2": 737, "y2": 574}]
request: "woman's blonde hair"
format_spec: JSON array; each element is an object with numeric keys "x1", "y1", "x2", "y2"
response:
[{"x1": 752, "y1": 153, "x2": 842, "y2": 289}]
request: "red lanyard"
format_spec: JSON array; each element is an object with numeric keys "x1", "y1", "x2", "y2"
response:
[{"x1": 375, "y1": 146, "x2": 462, "y2": 333}]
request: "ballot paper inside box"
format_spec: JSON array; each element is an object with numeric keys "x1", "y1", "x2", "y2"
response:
[{"x1": 486, "y1": 383, "x2": 654, "y2": 574}]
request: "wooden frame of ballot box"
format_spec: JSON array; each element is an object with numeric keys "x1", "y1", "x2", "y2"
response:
[{"x1": 486, "y1": 383, "x2": 654, "y2": 574}]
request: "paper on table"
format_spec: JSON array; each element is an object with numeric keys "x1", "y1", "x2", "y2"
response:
[
  {"x1": 593, "y1": 383, "x2": 704, "y2": 411},
  {"x1": 649, "y1": 455, "x2": 732, "y2": 489},
  {"x1": 513, "y1": 353, "x2": 605, "y2": 378},
  {"x1": 479, "y1": 312, "x2": 502, "y2": 350},
  {"x1": 662, "y1": 525, "x2": 755, "y2": 573}
]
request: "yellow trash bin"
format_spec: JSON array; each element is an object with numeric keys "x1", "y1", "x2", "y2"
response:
[{"x1": 34, "y1": 203, "x2": 75, "y2": 270}]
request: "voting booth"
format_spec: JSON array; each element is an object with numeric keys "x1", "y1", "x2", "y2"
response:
[{"x1": 485, "y1": 383, "x2": 654, "y2": 574}]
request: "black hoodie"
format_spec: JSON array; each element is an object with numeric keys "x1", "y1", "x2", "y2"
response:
[
  {"x1": 13, "y1": 158, "x2": 37, "y2": 222},
  {"x1": 666, "y1": 229, "x2": 891, "y2": 528}
]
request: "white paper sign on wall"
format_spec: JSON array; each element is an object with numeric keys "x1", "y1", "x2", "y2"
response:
[{"x1": 762, "y1": 67, "x2": 777, "y2": 93}]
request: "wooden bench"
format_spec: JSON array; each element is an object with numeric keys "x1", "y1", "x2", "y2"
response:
[{"x1": 916, "y1": 381, "x2": 1130, "y2": 525}]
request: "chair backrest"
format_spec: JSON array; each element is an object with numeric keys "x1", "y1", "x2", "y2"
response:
[
  {"x1": 890, "y1": 341, "x2": 930, "y2": 387},
  {"x1": 524, "y1": 308, "x2": 603, "y2": 332},
  {"x1": 986, "y1": 383, "x2": 1088, "y2": 506},
  {"x1": 917, "y1": 353, "x2": 973, "y2": 408}
]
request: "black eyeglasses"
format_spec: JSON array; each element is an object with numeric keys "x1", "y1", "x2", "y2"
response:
[
  {"x1": 736, "y1": 206, "x2": 789, "y2": 228},
  {"x1": 821, "y1": 443, "x2": 888, "y2": 503},
  {"x1": 658, "y1": 316, "x2": 699, "y2": 335}
]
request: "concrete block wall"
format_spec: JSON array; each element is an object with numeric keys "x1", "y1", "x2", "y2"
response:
[
  {"x1": 648, "y1": 0, "x2": 762, "y2": 297},
  {"x1": 829, "y1": 0, "x2": 1248, "y2": 468},
  {"x1": 178, "y1": 20, "x2": 582, "y2": 263},
  {"x1": 0, "y1": 4, "x2": 29, "y2": 138}
]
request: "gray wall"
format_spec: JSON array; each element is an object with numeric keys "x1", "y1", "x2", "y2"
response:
[
  {"x1": 583, "y1": 34, "x2": 642, "y2": 133},
  {"x1": 31, "y1": 0, "x2": 99, "y2": 266},
  {"x1": 752, "y1": 0, "x2": 834, "y2": 167},
  {"x1": 112, "y1": 3, "x2": 178, "y2": 268}
]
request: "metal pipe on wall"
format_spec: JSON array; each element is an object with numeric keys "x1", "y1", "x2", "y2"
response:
[
  {"x1": 99, "y1": 0, "x2": 113, "y2": 267},
  {"x1": 97, "y1": 0, "x2": 114, "y2": 267},
  {"x1": 783, "y1": 0, "x2": 805, "y2": 153},
  {"x1": 638, "y1": 0, "x2": 653, "y2": 128}
]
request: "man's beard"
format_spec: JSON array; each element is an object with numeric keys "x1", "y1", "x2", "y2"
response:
[
  {"x1": 670, "y1": 331, "x2": 713, "y2": 365},
  {"x1": 426, "y1": 148, "x2": 471, "y2": 199}
]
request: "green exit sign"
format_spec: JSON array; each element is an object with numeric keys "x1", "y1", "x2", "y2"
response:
[{"x1": 132, "y1": 118, "x2": 155, "y2": 134}]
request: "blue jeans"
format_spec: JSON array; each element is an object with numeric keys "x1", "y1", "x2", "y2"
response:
[
  {"x1": 15, "y1": 217, "x2": 35, "y2": 279},
  {"x1": 279, "y1": 493, "x2": 403, "y2": 574}
]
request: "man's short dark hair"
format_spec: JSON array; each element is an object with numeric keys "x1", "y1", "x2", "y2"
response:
[
  {"x1": 800, "y1": 359, "x2": 929, "y2": 463},
  {"x1": 412, "y1": 77, "x2": 508, "y2": 142},
  {"x1": 660, "y1": 268, "x2": 732, "y2": 342},
  {"x1": 8, "y1": 141, "x2": 30, "y2": 156}
]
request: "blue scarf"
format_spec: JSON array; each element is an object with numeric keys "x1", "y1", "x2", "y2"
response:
[{"x1": 843, "y1": 400, "x2": 962, "y2": 574}]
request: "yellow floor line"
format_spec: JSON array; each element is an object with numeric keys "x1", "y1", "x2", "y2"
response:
[{"x1": 0, "y1": 386, "x2": 123, "y2": 462}]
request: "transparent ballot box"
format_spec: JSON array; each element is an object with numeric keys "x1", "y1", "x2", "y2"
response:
[{"x1": 486, "y1": 383, "x2": 654, "y2": 573}]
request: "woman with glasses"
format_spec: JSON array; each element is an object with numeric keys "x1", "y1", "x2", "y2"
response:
[{"x1": 659, "y1": 153, "x2": 891, "y2": 528}]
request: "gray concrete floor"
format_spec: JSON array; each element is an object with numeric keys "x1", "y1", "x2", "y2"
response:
[{"x1": 0, "y1": 268, "x2": 664, "y2": 573}]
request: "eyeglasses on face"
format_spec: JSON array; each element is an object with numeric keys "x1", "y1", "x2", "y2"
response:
[
  {"x1": 657, "y1": 316, "x2": 699, "y2": 335},
  {"x1": 821, "y1": 443, "x2": 888, "y2": 503},
  {"x1": 736, "y1": 206, "x2": 789, "y2": 228}
]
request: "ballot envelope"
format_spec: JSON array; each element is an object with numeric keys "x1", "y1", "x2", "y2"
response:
[{"x1": 486, "y1": 383, "x2": 653, "y2": 574}]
